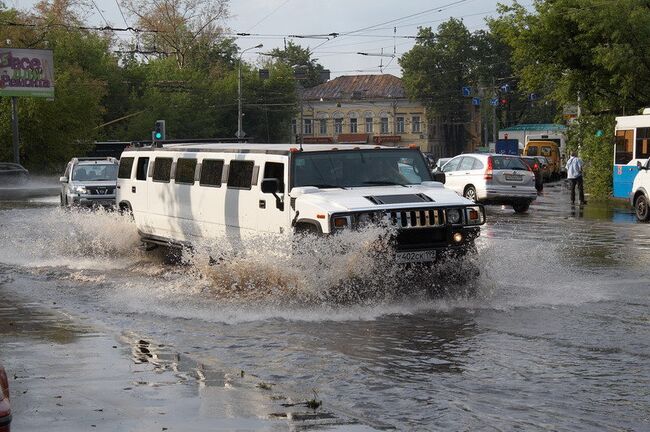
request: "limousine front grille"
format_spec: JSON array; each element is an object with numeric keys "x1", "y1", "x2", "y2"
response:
[{"x1": 388, "y1": 208, "x2": 444, "y2": 228}]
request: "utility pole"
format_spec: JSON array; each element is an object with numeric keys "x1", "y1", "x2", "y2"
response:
[
  {"x1": 11, "y1": 97, "x2": 20, "y2": 164},
  {"x1": 492, "y1": 77, "x2": 497, "y2": 144},
  {"x1": 237, "y1": 44, "x2": 263, "y2": 142}
]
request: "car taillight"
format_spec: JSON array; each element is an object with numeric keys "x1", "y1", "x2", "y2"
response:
[
  {"x1": 533, "y1": 163, "x2": 538, "y2": 171},
  {"x1": 484, "y1": 156, "x2": 493, "y2": 180}
]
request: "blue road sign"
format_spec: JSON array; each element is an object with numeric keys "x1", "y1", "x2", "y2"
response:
[
  {"x1": 472, "y1": 97, "x2": 481, "y2": 106},
  {"x1": 500, "y1": 83, "x2": 511, "y2": 93},
  {"x1": 462, "y1": 86, "x2": 472, "y2": 97},
  {"x1": 490, "y1": 98, "x2": 499, "y2": 106}
]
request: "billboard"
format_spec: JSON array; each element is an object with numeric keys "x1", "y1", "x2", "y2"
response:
[{"x1": 0, "y1": 48, "x2": 54, "y2": 98}]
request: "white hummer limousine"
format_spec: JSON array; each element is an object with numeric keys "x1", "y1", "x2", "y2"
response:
[{"x1": 116, "y1": 143, "x2": 485, "y2": 263}]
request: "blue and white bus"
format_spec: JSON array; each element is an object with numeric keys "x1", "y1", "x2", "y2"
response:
[{"x1": 613, "y1": 110, "x2": 650, "y2": 198}]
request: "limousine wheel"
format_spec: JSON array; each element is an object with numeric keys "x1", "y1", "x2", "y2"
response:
[{"x1": 635, "y1": 194, "x2": 650, "y2": 222}]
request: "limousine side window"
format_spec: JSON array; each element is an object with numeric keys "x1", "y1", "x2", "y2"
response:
[
  {"x1": 118, "y1": 157, "x2": 134, "y2": 179},
  {"x1": 200, "y1": 159, "x2": 224, "y2": 187},
  {"x1": 153, "y1": 157, "x2": 173, "y2": 182},
  {"x1": 175, "y1": 158, "x2": 196, "y2": 184},
  {"x1": 136, "y1": 157, "x2": 149, "y2": 180},
  {"x1": 263, "y1": 162, "x2": 285, "y2": 191},
  {"x1": 227, "y1": 160, "x2": 254, "y2": 189}
]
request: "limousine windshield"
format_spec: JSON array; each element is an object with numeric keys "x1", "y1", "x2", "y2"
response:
[{"x1": 292, "y1": 149, "x2": 432, "y2": 188}]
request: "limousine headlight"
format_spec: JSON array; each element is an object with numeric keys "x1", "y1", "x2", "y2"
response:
[
  {"x1": 465, "y1": 206, "x2": 485, "y2": 225},
  {"x1": 446, "y1": 208, "x2": 461, "y2": 224},
  {"x1": 332, "y1": 215, "x2": 351, "y2": 229}
]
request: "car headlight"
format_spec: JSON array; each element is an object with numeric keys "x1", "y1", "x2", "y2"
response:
[
  {"x1": 446, "y1": 208, "x2": 461, "y2": 224},
  {"x1": 70, "y1": 185, "x2": 88, "y2": 194},
  {"x1": 356, "y1": 211, "x2": 385, "y2": 227},
  {"x1": 464, "y1": 206, "x2": 485, "y2": 225}
]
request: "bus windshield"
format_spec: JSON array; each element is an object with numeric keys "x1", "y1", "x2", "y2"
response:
[{"x1": 291, "y1": 149, "x2": 432, "y2": 188}]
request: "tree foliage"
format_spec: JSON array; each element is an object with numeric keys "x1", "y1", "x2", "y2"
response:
[{"x1": 268, "y1": 41, "x2": 327, "y2": 88}]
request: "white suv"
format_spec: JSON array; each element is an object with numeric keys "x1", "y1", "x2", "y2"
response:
[
  {"x1": 60, "y1": 157, "x2": 119, "y2": 207},
  {"x1": 631, "y1": 159, "x2": 650, "y2": 222},
  {"x1": 441, "y1": 153, "x2": 538, "y2": 213}
]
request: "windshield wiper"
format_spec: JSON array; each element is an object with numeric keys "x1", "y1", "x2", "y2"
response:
[{"x1": 361, "y1": 181, "x2": 407, "y2": 186}]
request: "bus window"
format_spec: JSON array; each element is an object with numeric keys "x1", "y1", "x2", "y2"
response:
[
  {"x1": 636, "y1": 127, "x2": 650, "y2": 160},
  {"x1": 526, "y1": 146, "x2": 539, "y2": 156},
  {"x1": 616, "y1": 129, "x2": 633, "y2": 164}
]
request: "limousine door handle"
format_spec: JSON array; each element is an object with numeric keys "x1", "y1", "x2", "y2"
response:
[
  {"x1": 259, "y1": 200, "x2": 266, "y2": 209},
  {"x1": 132, "y1": 186, "x2": 136, "y2": 193}
]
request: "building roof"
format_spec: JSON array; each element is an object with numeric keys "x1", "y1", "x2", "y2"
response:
[
  {"x1": 302, "y1": 74, "x2": 406, "y2": 101},
  {"x1": 501, "y1": 123, "x2": 567, "y2": 132}
]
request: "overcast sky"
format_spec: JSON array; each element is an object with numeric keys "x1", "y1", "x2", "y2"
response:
[{"x1": 11, "y1": 0, "x2": 527, "y2": 77}]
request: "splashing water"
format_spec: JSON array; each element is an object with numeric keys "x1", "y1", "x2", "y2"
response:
[{"x1": 0, "y1": 206, "x2": 142, "y2": 270}]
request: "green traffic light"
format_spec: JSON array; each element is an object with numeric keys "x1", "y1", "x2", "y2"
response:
[{"x1": 155, "y1": 132, "x2": 162, "y2": 139}]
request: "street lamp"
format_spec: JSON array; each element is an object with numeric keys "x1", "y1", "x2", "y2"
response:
[{"x1": 237, "y1": 43, "x2": 263, "y2": 141}]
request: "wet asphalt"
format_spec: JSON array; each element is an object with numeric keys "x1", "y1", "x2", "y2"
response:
[{"x1": 0, "y1": 180, "x2": 649, "y2": 431}]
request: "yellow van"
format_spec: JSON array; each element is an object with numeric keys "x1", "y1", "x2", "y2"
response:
[{"x1": 524, "y1": 140, "x2": 561, "y2": 179}]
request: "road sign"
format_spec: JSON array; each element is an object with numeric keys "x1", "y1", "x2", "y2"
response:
[
  {"x1": 472, "y1": 97, "x2": 481, "y2": 106},
  {"x1": 462, "y1": 86, "x2": 472, "y2": 97},
  {"x1": 490, "y1": 98, "x2": 499, "y2": 106}
]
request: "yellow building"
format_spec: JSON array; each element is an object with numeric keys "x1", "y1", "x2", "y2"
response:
[{"x1": 292, "y1": 74, "x2": 433, "y2": 152}]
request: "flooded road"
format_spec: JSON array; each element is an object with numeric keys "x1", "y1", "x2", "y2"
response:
[{"x1": 1, "y1": 182, "x2": 649, "y2": 431}]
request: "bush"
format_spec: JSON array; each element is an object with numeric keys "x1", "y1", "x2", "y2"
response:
[{"x1": 566, "y1": 115, "x2": 614, "y2": 199}]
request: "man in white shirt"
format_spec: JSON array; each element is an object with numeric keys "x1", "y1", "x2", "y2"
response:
[{"x1": 566, "y1": 151, "x2": 586, "y2": 205}]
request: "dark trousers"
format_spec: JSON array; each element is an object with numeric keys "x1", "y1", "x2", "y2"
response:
[{"x1": 569, "y1": 176, "x2": 585, "y2": 204}]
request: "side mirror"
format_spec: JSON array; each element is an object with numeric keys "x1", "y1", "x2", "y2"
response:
[
  {"x1": 59, "y1": 176, "x2": 68, "y2": 183},
  {"x1": 261, "y1": 178, "x2": 281, "y2": 194},
  {"x1": 432, "y1": 171, "x2": 446, "y2": 184}
]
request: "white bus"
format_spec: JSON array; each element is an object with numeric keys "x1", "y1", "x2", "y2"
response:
[{"x1": 115, "y1": 143, "x2": 485, "y2": 264}]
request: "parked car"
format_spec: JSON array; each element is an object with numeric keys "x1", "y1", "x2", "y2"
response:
[
  {"x1": 60, "y1": 157, "x2": 119, "y2": 207},
  {"x1": 440, "y1": 153, "x2": 538, "y2": 213},
  {"x1": 533, "y1": 155, "x2": 552, "y2": 182},
  {"x1": 524, "y1": 140, "x2": 562, "y2": 179},
  {"x1": 0, "y1": 365, "x2": 10, "y2": 432},
  {"x1": 631, "y1": 158, "x2": 650, "y2": 222},
  {"x1": 0, "y1": 162, "x2": 29, "y2": 185},
  {"x1": 521, "y1": 156, "x2": 545, "y2": 192}
]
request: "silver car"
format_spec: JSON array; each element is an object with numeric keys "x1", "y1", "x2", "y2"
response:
[
  {"x1": 60, "y1": 157, "x2": 119, "y2": 207},
  {"x1": 441, "y1": 153, "x2": 538, "y2": 213}
]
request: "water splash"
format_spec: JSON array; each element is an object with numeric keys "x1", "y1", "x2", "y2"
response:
[{"x1": 0, "y1": 206, "x2": 142, "y2": 269}]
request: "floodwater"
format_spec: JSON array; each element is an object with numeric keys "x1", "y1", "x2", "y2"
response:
[{"x1": 1, "y1": 182, "x2": 649, "y2": 431}]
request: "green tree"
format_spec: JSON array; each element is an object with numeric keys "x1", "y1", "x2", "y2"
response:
[
  {"x1": 268, "y1": 41, "x2": 327, "y2": 88},
  {"x1": 0, "y1": 1, "x2": 111, "y2": 172},
  {"x1": 489, "y1": 0, "x2": 650, "y2": 197}
]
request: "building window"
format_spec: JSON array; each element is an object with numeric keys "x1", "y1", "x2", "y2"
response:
[
  {"x1": 380, "y1": 117, "x2": 389, "y2": 134},
  {"x1": 350, "y1": 118, "x2": 358, "y2": 133},
  {"x1": 365, "y1": 117, "x2": 373, "y2": 133},
  {"x1": 200, "y1": 159, "x2": 224, "y2": 187},
  {"x1": 227, "y1": 160, "x2": 254, "y2": 189},
  {"x1": 152, "y1": 157, "x2": 173, "y2": 182},
  {"x1": 396, "y1": 116, "x2": 405, "y2": 133},
  {"x1": 291, "y1": 119, "x2": 297, "y2": 135},
  {"x1": 335, "y1": 118, "x2": 343, "y2": 134},
  {"x1": 412, "y1": 116, "x2": 421, "y2": 133},
  {"x1": 320, "y1": 119, "x2": 327, "y2": 135},
  {"x1": 303, "y1": 119, "x2": 313, "y2": 135}
]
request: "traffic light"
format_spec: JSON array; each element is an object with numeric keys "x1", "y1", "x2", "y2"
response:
[{"x1": 153, "y1": 120, "x2": 166, "y2": 141}]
